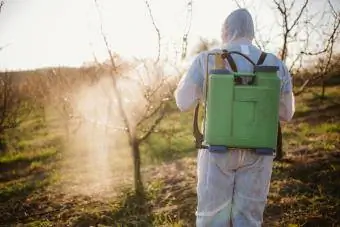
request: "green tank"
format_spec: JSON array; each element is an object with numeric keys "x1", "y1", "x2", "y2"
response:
[{"x1": 202, "y1": 54, "x2": 281, "y2": 151}]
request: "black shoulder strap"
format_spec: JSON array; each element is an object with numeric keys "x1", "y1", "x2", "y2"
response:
[
  {"x1": 224, "y1": 53, "x2": 238, "y2": 72},
  {"x1": 225, "y1": 51, "x2": 267, "y2": 72},
  {"x1": 257, "y1": 52, "x2": 267, "y2": 65}
]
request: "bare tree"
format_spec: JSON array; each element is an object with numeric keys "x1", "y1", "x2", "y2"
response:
[
  {"x1": 45, "y1": 68, "x2": 78, "y2": 140},
  {"x1": 294, "y1": 0, "x2": 340, "y2": 96},
  {"x1": 273, "y1": 0, "x2": 309, "y2": 62},
  {"x1": 93, "y1": 0, "x2": 180, "y2": 196},
  {"x1": 0, "y1": 72, "x2": 32, "y2": 152},
  {"x1": 271, "y1": 0, "x2": 340, "y2": 98},
  {"x1": 95, "y1": 0, "x2": 142, "y2": 195},
  {"x1": 232, "y1": 0, "x2": 340, "y2": 91}
]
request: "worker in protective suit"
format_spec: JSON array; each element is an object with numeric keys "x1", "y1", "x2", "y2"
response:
[{"x1": 174, "y1": 8, "x2": 295, "y2": 227}]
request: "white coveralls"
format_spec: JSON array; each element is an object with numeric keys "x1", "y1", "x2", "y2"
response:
[{"x1": 174, "y1": 9, "x2": 295, "y2": 227}]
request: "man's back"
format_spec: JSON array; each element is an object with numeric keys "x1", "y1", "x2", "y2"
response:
[
  {"x1": 195, "y1": 42, "x2": 291, "y2": 91},
  {"x1": 175, "y1": 40, "x2": 294, "y2": 122}
]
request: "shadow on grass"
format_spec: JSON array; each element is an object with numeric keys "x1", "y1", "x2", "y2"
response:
[
  {"x1": 0, "y1": 147, "x2": 59, "y2": 183},
  {"x1": 69, "y1": 167, "x2": 197, "y2": 226},
  {"x1": 70, "y1": 189, "x2": 155, "y2": 227},
  {"x1": 0, "y1": 176, "x2": 196, "y2": 226},
  {"x1": 293, "y1": 103, "x2": 340, "y2": 122},
  {"x1": 293, "y1": 87, "x2": 340, "y2": 118},
  {"x1": 0, "y1": 149, "x2": 60, "y2": 224},
  {"x1": 0, "y1": 171, "x2": 50, "y2": 200},
  {"x1": 264, "y1": 150, "x2": 340, "y2": 226},
  {"x1": 0, "y1": 171, "x2": 54, "y2": 225},
  {"x1": 267, "y1": 88, "x2": 340, "y2": 225}
]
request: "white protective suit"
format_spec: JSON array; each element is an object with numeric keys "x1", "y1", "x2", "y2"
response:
[{"x1": 174, "y1": 8, "x2": 295, "y2": 227}]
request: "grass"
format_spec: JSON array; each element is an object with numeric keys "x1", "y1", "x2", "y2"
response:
[
  {"x1": 140, "y1": 109, "x2": 195, "y2": 164},
  {"x1": 0, "y1": 147, "x2": 58, "y2": 164},
  {"x1": 0, "y1": 85, "x2": 339, "y2": 226}
]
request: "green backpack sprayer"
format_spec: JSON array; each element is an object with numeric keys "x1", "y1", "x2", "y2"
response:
[{"x1": 193, "y1": 50, "x2": 281, "y2": 155}]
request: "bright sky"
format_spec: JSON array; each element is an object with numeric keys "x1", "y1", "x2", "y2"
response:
[{"x1": 0, "y1": 0, "x2": 337, "y2": 71}]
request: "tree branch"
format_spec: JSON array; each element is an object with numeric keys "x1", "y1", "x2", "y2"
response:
[
  {"x1": 137, "y1": 100, "x2": 163, "y2": 128},
  {"x1": 181, "y1": 0, "x2": 193, "y2": 60},
  {"x1": 137, "y1": 104, "x2": 166, "y2": 143},
  {"x1": 288, "y1": 0, "x2": 308, "y2": 32},
  {"x1": 94, "y1": 0, "x2": 133, "y2": 139},
  {"x1": 295, "y1": 32, "x2": 337, "y2": 96},
  {"x1": 0, "y1": 1, "x2": 4, "y2": 13},
  {"x1": 144, "y1": 0, "x2": 161, "y2": 63},
  {"x1": 301, "y1": 15, "x2": 340, "y2": 56},
  {"x1": 232, "y1": 0, "x2": 246, "y2": 8},
  {"x1": 327, "y1": 0, "x2": 337, "y2": 18}
]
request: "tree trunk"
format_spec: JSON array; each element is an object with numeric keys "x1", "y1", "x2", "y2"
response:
[
  {"x1": 321, "y1": 78, "x2": 326, "y2": 99},
  {"x1": 131, "y1": 139, "x2": 144, "y2": 196},
  {"x1": 0, "y1": 128, "x2": 7, "y2": 152}
]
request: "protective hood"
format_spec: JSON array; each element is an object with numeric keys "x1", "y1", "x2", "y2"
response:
[{"x1": 222, "y1": 8, "x2": 255, "y2": 44}]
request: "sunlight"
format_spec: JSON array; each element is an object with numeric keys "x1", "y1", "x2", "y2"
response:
[
  {"x1": 0, "y1": 0, "x2": 336, "y2": 70},
  {"x1": 0, "y1": 0, "x2": 243, "y2": 70}
]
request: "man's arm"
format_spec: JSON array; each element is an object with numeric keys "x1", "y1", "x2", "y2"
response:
[
  {"x1": 174, "y1": 55, "x2": 204, "y2": 112},
  {"x1": 278, "y1": 62, "x2": 295, "y2": 122}
]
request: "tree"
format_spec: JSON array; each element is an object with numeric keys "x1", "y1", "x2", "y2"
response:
[
  {"x1": 0, "y1": 72, "x2": 33, "y2": 152},
  {"x1": 270, "y1": 0, "x2": 340, "y2": 97},
  {"x1": 93, "y1": 0, "x2": 181, "y2": 196},
  {"x1": 295, "y1": 0, "x2": 340, "y2": 97},
  {"x1": 273, "y1": 0, "x2": 309, "y2": 63}
]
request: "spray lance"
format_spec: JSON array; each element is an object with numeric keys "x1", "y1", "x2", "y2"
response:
[{"x1": 192, "y1": 50, "x2": 281, "y2": 155}]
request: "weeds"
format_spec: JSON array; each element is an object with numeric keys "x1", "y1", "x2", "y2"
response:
[{"x1": 0, "y1": 86, "x2": 339, "y2": 226}]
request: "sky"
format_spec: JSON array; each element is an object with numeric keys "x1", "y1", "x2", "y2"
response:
[{"x1": 0, "y1": 0, "x2": 338, "y2": 71}]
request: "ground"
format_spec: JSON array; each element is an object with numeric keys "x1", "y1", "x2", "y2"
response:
[{"x1": 0, "y1": 86, "x2": 339, "y2": 227}]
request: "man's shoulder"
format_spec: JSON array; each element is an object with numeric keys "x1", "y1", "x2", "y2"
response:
[
  {"x1": 264, "y1": 52, "x2": 281, "y2": 63},
  {"x1": 247, "y1": 45, "x2": 279, "y2": 62}
]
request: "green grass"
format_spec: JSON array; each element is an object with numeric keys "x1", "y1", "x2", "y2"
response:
[
  {"x1": 264, "y1": 86, "x2": 340, "y2": 226},
  {"x1": 0, "y1": 147, "x2": 57, "y2": 164},
  {"x1": 25, "y1": 220, "x2": 54, "y2": 227},
  {"x1": 0, "y1": 85, "x2": 339, "y2": 226},
  {"x1": 140, "y1": 107, "x2": 196, "y2": 164}
]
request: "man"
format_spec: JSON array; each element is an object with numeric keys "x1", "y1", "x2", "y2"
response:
[{"x1": 174, "y1": 8, "x2": 295, "y2": 227}]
